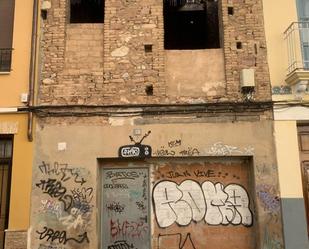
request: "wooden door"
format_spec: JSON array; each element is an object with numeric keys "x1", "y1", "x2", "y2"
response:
[{"x1": 297, "y1": 125, "x2": 309, "y2": 236}]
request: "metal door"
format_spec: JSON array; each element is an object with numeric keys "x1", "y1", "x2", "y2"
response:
[{"x1": 102, "y1": 168, "x2": 150, "y2": 249}]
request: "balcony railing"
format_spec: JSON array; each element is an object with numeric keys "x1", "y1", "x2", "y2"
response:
[
  {"x1": 284, "y1": 22, "x2": 309, "y2": 75},
  {"x1": 0, "y1": 48, "x2": 13, "y2": 72}
]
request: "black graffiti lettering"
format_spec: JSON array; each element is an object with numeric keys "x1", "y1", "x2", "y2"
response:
[
  {"x1": 193, "y1": 169, "x2": 215, "y2": 178},
  {"x1": 38, "y1": 161, "x2": 87, "y2": 186},
  {"x1": 107, "y1": 202, "x2": 125, "y2": 214},
  {"x1": 158, "y1": 233, "x2": 196, "y2": 249},
  {"x1": 105, "y1": 171, "x2": 139, "y2": 180},
  {"x1": 168, "y1": 139, "x2": 182, "y2": 148},
  {"x1": 36, "y1": 178, "x2": 73, "y2": 211},
  {"x1": 36, "y1": 227, "x2": 89, "y2": 245},
  {"x1": 103, "y1": 183, "x2": 129, "y2": 189},
  {"x1": 167, "y1": 170, "x2": 191, "y2": 179},
  {"x1": 154, "y1": 149, "x2": 176, "y2": 156},
  {"x1": 179, "y1": 148, "x2": 200, "y2": 156},
  {"x1": 107, "y1": 240, "x2": 134, "y2": 249}
]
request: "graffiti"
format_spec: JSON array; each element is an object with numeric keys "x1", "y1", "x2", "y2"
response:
[
  {"x1": 153, "y1": 180, "x2": 252, "y2": 228},
  {"x1": 107, "y1": 240, "x2": 135, "y2": 249},
  {"x1": 38, "y1": 161, "x2": 87, "y2": 186},
  {"x1": 106, "y1": 202, "x2": 125, "y2": 214},
  {"x1": 118, "y1": 131, "x2": 152, "y2": 158},
  {"x1": 59, "y1": 207, "x2": 90, "y2": 230},
  {"x1": 158, "y1": 233, "x2": 196, "y2": 249},
  {"x1": 36, "y1": 226, "x2": 89, "y2": 245},
  {"x1": 153, "y1": 145, "x2": 200, "y2": 156},
  {"x1": 103, "y1": 168, "x2": 149, "y2": 249},
  {"x1": 105, "y1": 171, "x2": 140, "y2": 181},
  {"x1": 136, "y1": 201, "x2": 146, "y2": 211},
  {"x1": 110, "y1": 219, "x2": 148, "y2": 239},
  {"x1": 39, "y1": 244, "x2": 66, "y2": 249},
  {"x1": 36, "y1": 178, "x2": 73, "y2": 211},
  {"x1": 71, "y1": 187, "x2": 93, "y2": 214},
  {"x1": 104, "y1": 183, "x2": 129, "y2": 189},
  {"x1": 257, "y1": 185, "x2": 280, "y2": 212},
  {"x1": 168, "y1": 139, "x2": 182, "y2": 148},
  {"x1": 179, "y1": 147, "x2": 200, "y2": 156},
  {"x1": 262, "y1": 227, "x2": 282, "y2": 249},
  {"x1": 39, "y1": 199, "x2": 63, "y2": 219},
  {"x1": 205, "y1": 142, "x2": 255, "y2": 156},
  {"x1": 153, "y1": 147, "x2": 176, "y2": 156}
]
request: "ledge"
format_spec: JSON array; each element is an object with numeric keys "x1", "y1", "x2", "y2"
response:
[
  {"x1": 0, "y1": 71, "x2": 10, "y2": 75},
  {"x1": 286, "y1": 69, "x2": 309, "y2": 85}
]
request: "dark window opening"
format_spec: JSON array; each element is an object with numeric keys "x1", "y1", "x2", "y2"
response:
[
  {"x1": 0, "y1": 136, "x2": 13, "y2": 249},
  {"x1": 70, "y1": 0, "x2": 104, "y2": 23},
  {"x1": 164, "y1": 0, "x2": 220, "y2": 49},
  {"x1": 228, "y1": 6, "x2": 234, "y2": 15},
  {"x1": 145, "y1": 84, "x2": 154, "y2": 95},
  {"x1": 0, "y1": 0, "x2": 15, "y2": 72},
  {"x1": 236, "y1": 41, "x2": 242, "y2": 49},
  {"x1": 144, "y1": 44, "x2": 153, "y2": 53}
]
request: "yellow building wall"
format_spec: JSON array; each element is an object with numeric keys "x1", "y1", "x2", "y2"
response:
[
  {"x1": 263, "y1": 0, "x2": 298, "y2": 88},
  {"x1": 0, "y1": 0, "x2": 33, "y2": 107},
  {"x1": 0, "y1": 0, "x2": 34, "y2": 230},
  {"x1": 274, "y1": 121, "x2": 303, "y2": 198},
  {"x1": 264, "y1": 0, "x2": 305, "y2": 198},
  {"x1": 0, "y1": 115, "x2": 33, "y2": 229}
]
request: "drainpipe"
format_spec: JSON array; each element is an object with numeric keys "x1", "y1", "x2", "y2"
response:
[{"x1": 27, "y1": 0, "x2": 39, "y2": 142}]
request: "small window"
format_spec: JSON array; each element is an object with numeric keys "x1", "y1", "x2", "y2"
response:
[
  {"x1": 70, "y1": 0, "x2": 104, "y2": 23},
  {"x1": 164, "y1": 0, "x2": 220, "y2": 49}
]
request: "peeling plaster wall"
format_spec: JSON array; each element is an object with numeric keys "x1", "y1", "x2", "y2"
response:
[
  {"x1": 30, "y1": 119, "x2": 284, "y2": 249},
  {"x1": 165, "y1": 49, "x2": 226, "y2": 98}
]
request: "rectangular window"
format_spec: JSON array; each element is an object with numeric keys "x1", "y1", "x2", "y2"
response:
[
  {"x1": 0, "y1": 137, "x2": 13, "y2": 249},
  {"x1": 70, "y1": 0, "x2": 104, "y2": 23},
  {"x1": 296, "y1": 0, "x2": 309, "y2": 69},
  {"x1": 0, "y1": 0, "x2": 15, "y2": 72},
  {"x1": 164, "y1": 0, "x2": 220, "y2": 50}
]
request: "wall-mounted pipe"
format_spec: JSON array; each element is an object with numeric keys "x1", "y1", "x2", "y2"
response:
[{"x1": 27, "y1": 0, "x2": 39, "y2": 142}]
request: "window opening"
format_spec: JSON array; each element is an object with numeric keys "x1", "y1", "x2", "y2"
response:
[
  {"x1": 0, "y1": 137, "x2": 13, "y2": 249},
  {"x1": 70, "y1": 0, "x2": 104, "y2": 23},
  {"x1": 0, "y1": 0, "x2": 15, "y2": 72},
  {"x1": 164, "y1": 0, "x2": 220, "y2": 49}
]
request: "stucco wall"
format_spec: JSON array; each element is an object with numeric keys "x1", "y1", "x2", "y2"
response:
[
  {"x1": 30, "y1": 119, "x2": 284, "y2": 249},
  {"x1": 165, "y1": 49, "x2": 225, "y2": 98}
]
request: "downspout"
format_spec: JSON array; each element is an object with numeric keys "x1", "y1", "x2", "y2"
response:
[{"x1": 27, "y1": 0, "x2": 39, "y2": 142}]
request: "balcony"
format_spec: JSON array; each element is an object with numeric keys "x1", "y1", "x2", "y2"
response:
[{"x1": 0, "y1": 48, "x2": 13, "y2": 73}]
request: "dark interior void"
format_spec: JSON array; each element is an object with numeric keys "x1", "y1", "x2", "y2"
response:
[
  {"x1": 70, "y1": 0, "x2": 104, "y2": 23},
  {"x1": 164, "y1": 0, "x2": 220, "y2": 49}
]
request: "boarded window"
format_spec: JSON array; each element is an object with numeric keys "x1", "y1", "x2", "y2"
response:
[
  {"x1": 164, "y1": 0, "x2": 220, "y2": 49},
  {"x1": 0, "y1": 0, "x2": 14, "y2": 71},
  {"x1": 70, "y1": 0, "x2": 104, "y2": 23}
]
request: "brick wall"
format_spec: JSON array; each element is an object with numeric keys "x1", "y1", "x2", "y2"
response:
[{"x1": 38, "y1": 0, "x2": 271, "y2": 105}]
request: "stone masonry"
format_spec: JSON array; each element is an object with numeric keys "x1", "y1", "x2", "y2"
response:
[{"x1": 39, "y1": 0, "x2": 271, "y2": 105}]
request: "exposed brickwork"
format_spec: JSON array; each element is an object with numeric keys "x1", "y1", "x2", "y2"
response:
[
  {"x1": 221, "y1": 0, "x2": 271, "y2": 101},
  {"x1": 38, "y1": 0, "x2": 271, "y2": 105}
]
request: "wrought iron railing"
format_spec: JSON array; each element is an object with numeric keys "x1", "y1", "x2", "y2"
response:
[
  {"x1": 0, "y1": 48, "x2": 13, "y2": 72},
  {"x1": 284, "y1": 22, "x2": 309, "y2": 74}
]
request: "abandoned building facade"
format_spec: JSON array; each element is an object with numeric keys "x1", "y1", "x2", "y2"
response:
[{"x1": 25, "y1": 0, "x2": 287, "y2": 248}]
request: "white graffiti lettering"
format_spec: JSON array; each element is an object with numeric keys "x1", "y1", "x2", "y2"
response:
[{"x1": 153, "y1": 180, "x2": 252, "y2": 228}]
